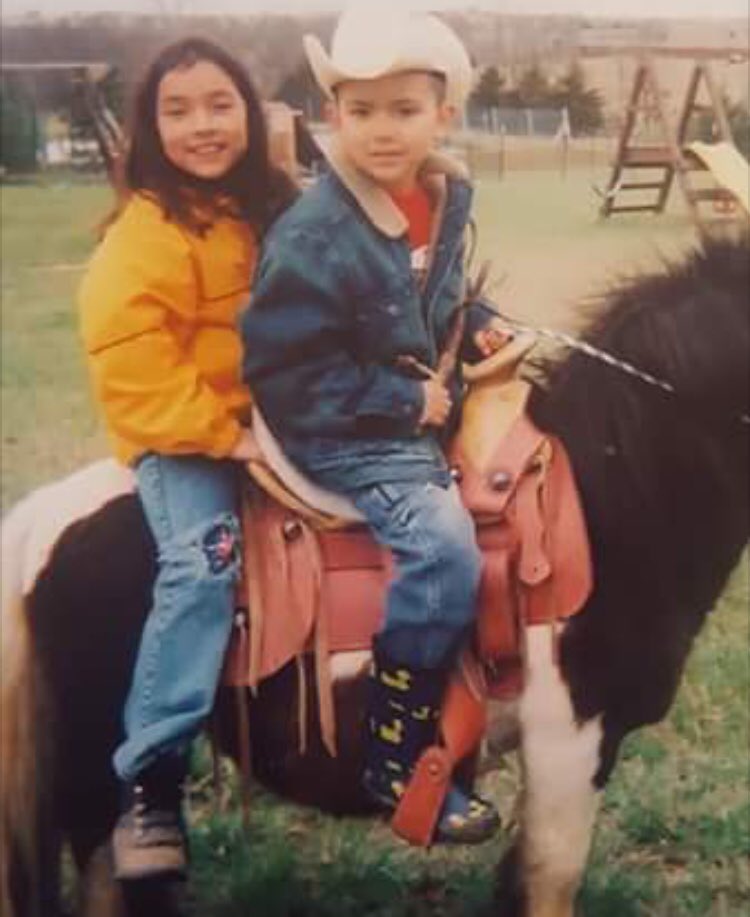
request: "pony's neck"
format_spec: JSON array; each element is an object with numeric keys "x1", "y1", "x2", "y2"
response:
[{"x1": 529, "y1": 345, "x2": 748, "y2": 624}]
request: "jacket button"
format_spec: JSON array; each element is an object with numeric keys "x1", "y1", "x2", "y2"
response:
[{"x1": 489, "y1": 471, "x2": 512, "y2": 492}]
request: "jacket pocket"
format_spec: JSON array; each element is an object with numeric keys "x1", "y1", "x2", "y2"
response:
[{"x1": 353, "y1": 283, "x2": 422, "y2": 358}]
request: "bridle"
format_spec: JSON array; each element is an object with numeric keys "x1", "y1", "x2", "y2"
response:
[
  {"x1": 460, "y1": 242, "x2": 749, "y2": 428},
  {"x1": 476, "y1": 299, "x2": 750, "y2": 429}
]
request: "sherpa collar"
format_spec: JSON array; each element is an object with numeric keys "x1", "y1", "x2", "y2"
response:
[{"x1": 324, "y1": 139, "x2": 470, "y2": 238}]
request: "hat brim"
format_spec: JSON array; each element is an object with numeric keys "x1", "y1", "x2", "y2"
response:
[
  {"x1": 303, "y1": 34, "x2": 338, "y2": 100},
  {"x1": 303, "y1": 31, "x2": 471, "y2": 107}
]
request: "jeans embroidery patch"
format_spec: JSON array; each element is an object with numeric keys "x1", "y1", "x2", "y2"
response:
[{"x1": 202, "y1": 521, "x2": 239, "y2": 575}]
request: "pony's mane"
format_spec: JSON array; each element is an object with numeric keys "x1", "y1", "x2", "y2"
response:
[
  {"x1": 528, "y1": 234, "x2": 748, "y2": 609},
  {"x1": 530, "y1": 235, "x2": 749, "y2": 437}
]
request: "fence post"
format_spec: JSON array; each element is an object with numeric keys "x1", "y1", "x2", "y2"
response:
[
  {"x1": 556, "y1": 106, "x2": 572, "y2": 179},
  {"x1": 498, "y1": 125, "x2": 506, "y2": 180}
]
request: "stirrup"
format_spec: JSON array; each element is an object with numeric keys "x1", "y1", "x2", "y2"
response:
[{"x1": 363, "y1": 769, "x2": 500, "y2": 846}]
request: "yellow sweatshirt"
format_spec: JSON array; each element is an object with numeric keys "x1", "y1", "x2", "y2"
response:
[{"x1": 79, "y1": 193, "x2": 256, "y2": 465}]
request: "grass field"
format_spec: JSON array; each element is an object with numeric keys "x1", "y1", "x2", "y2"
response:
[{"x1": 1, "y1": 171, "x2": 747, "y2": 915}]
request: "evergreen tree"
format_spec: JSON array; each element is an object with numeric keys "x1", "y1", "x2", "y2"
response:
[
  {"x1": 469, "y1": 65, "x2": 504, "y2": 112},
  {"x1": 694, "y1": 95, "x2": 750, "y2": 160},
  {"x1": 517, "y1": 64, "x2": 550, "y2": 108},
  {"x1": 727, "y1": 100, "x2": 750, "y2": 159},
  {"x1": 0, "y1": 82, "x2": 39, "y2": 172},
  {"x1": 553, "y1": 62, "x2": 604, "y2": 135},
  {"x1": 276, "y1": 62, "x2": 322, "y2": 119}
]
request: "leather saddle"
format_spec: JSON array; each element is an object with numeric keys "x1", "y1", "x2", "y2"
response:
[{"x1": 224, "y1": 334, "x2": 590, "y2": 701}]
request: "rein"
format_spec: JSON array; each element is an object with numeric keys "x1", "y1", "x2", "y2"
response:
[{"x1": 474, "y1": 299, "x2": 750, "y2": 430}]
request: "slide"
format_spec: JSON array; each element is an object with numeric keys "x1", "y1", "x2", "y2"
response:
[{"x1": 684, "y1": 140, "x2": 749, "y2": 215}]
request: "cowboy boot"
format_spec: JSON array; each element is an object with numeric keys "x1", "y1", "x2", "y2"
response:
[
  {"x1": 112, "y1": 754, "x2": 189, "y2": 881},
  {"x1": 363, "y1": 647, "x2": 500, "y2": 844}
]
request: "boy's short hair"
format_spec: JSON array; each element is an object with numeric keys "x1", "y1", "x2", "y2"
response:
[{"x1": 304, "y1": 9, "x2": 472, "y2": 109}]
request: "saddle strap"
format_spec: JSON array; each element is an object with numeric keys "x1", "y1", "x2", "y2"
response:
[
  {"x1": 302, "y1": 523, "x2": 337, "y2": 758},
  {"x1": 390, "y1": 662, "x2": 487, "y2": 846},
  {"x1": 240, "y1": 488, "x2": 338, "y2": 758},
  {"x1": 515, "y1": 438, "x2": 553, "y2": 586},
  {"x1": 241, "y1": 489, "x2": 265, "y2": 691}
]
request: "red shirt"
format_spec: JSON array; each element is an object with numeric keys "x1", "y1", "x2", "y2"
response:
[
  {"x1": 389, "y1": 184, "x2": 433, "y2": 250},
  {"x1": 389, "y1": 185, "x2": 433, "y2": 279}
]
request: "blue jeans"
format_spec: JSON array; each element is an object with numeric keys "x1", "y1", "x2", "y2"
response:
[
  {"x1": 351, "y1": 480, "x2": 482, "y2": 669},
  {"x1": 113, "y1": 453, "x2": 242, "y2": 782}
]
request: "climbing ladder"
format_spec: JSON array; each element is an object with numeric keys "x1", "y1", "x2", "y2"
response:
[{"x1": 600, "y1": 59, "x2": 736, "y2": 231}]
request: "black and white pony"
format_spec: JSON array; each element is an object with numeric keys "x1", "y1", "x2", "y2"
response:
[{"x1": 1, "y1": 237, "x2": 748, "y2": 917}]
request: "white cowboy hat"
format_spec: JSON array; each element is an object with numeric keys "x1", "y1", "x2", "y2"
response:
[{"x1": 303, "y1": 7, "x2": 473, "y2": 108}]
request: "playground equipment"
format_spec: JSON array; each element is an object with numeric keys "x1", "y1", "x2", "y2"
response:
[
  {"x1": 599, "y1": 59, "x2": 748, "y2": 233},
  {"x1": 0, "y1": 62, "x2": 123, "y2": 179},
  {"x1": 1, "y1": 63, "x2": 321, "y2": 185},
  {"x1": 264, "y1": 101, "x2": 324, "y2": 179}
]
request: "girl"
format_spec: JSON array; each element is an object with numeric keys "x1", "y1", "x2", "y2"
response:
[{"x1": 78, "y1": 37, "x2": 296, "y2": 882}]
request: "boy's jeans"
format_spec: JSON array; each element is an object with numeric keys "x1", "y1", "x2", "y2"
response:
[
  {"x1": 113, "y1": 453, "x2": 241, "y2": 782},
  {"x1": 351, "y1": 480, "x2": 482, "y2": 669}
]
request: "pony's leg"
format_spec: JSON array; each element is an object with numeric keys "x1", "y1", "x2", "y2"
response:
[
  {"x1": 74, "y1": 838, "x2": 186, "y2": 917},
  {"x1": 495, "y1": 624, "x2": 603, "y2": 917},
  {"x1": 10, "y1": 828, "x2": 64, "y2": 917},
  {"x1": 75, "y1": 841, "x2": 127, "y2": 917}
]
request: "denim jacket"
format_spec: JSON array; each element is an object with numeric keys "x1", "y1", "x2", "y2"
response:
[{"x1": 240, "y1": 143, "x2": 490, "y2": 488}]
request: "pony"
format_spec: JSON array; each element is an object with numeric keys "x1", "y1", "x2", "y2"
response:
[{"x1": 1, "y1": 236, "x2": 748, "y2": 917}]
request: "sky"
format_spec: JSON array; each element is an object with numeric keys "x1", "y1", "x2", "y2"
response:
[{"x1": 2, "y1": 0, "x2": 749, "y2": 19}]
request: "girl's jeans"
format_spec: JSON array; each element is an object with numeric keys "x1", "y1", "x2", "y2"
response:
[
  {"x1": 113, "y1": 453, "x2": 242, "y2": 782},
  {"x1": 350, "y1": 480, "x2": 482, "y2": 669}
]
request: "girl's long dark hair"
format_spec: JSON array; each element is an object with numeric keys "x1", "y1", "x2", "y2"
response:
[{"x1": 120, "y1": 37, "x2": 297, "y2": 235}]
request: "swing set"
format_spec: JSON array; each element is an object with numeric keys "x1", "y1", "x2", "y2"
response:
[{"x1": 599, "y1": 57, "x2": 749, "y2": 234}]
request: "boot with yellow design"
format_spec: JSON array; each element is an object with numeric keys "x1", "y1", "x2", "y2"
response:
[{"x1": 362, "y1": 647, "x2": 499, "y2": 845}]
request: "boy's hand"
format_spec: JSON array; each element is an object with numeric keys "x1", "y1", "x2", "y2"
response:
[
  {"x1": 229, "y1": 428, "x2": 264, "y2": 463},
  {"x1": 419, "y1": 377, "x2": 452, "y2": 428},
  {"x1": 473, "y1": 321, "x2": 515, "y2": 359}
]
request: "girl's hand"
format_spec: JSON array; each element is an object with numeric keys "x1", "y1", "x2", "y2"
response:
[
  {"x1": 229, "y1": 428, "x2": 264, "y2": 463},
  {"x1": 419, "y1": 377, "x2": 452, "y2": 428},
  {"x1": 473, "y1": 322, "x2": 514, "y2": 358}
]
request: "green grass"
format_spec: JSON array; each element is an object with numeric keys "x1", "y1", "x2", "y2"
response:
[
  {"x1": 1, "y1": 182, "x2": 112, "y2": 508},
  {"x1": 2, "y1": 174, "x2": 747, "y2": 915}
]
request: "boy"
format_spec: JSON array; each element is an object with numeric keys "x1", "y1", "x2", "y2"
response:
[{"x1": 241, "y1": 8, "x2": 504, "y2": 844}]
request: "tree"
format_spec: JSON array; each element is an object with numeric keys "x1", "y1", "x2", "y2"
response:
[
  {"x1": 693, "y1": 95, "x2": 750, "y2": 161},
  {"x1": 276, "y1": 61, "x2": 322, "y2": 119},
  {"x1": 469, "y1": 65, "x2": 504, "y2": 113},
  {"x1": 553, "y1": 62, "x2": 604, "y2": 136},
  {"x1": 0, "y1": 81, "x2": 39, "y2": 172},
  {"x1": 727, "y1": 100, "x2": 750, "y2": 160},
  {"x1": 517, "y1": 64, "x2": 550, "y2": 108}
]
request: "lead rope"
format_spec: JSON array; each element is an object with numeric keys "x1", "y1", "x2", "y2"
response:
[{"x1": 397, "y1": 258, "x2": 494, "y2": 384}]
